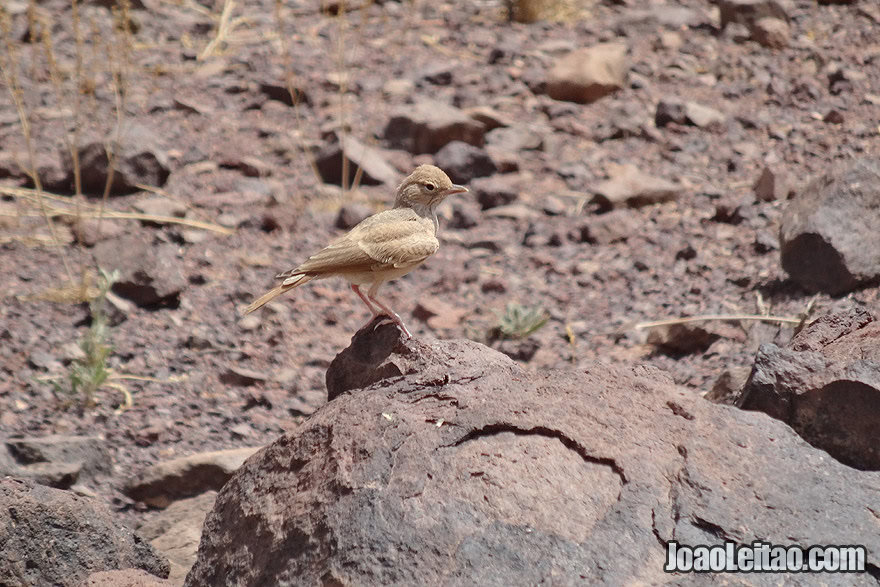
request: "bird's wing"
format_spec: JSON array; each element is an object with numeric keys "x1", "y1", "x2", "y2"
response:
[{"x1": 278, "y1": 212, "x2": 438, "y2": 279}]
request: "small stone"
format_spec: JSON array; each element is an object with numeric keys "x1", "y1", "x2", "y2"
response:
[
  {"x1": 70, "y1": 123, "x2": 170, "y2": 196},
  {"x1": 433, "y1": 141, "x2": 497, "y2": 184},
  {"x1": 484, "y1": 125, "x2": 545, "y2": 152},
  {"x1": 463, "y1": 106, "x2": 512, "y2": 131},
  {"x1": 383, "y1": 100, "x2": 486, "y2": 155},
  {"x1": 751, "y1": 17, "x2": 789, "y2": 48},
  {"x1": 753, "y1": 165, "x2": 791, "y2": 201},
  {"x1": 823, "y1": 110, "x2": 845, "y2": 124},
  {"x1": 655, "y1": 99, "x2": 726, "y2": 128},
  {"x1": 592, "y1": 164, "x2": 679, "y2": 209},
  {"x1": 133, "y1": 196, "x2": 187, "y2": 218},
  {"x1": 412, "y1": 295, "x2": 468, "y2": 330},
  {"x1": 316, "y1": 134, "x2": 400, "y2": 187},
  {"x1": 237, "y1": 314, "x2": 262, "y2": 331},
  {"x1": 220, "y1": 367, "x2": 268, "y2": 387},
  {"x1": 470, "y1": 175, "x2": 519, "y2": 210},
  {"x1": 545, "y1": 43, "x2": 628, "y2": 104},
  {"x1": 125, "y1": 447, "x2": 261, "y2": 508}
]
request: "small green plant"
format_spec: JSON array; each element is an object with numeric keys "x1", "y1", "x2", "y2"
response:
[
  {"x1": 69, "y1": 268, "x2": 117, "y2": 405},
  {"x1": 493, "y1": 302, "x2": 549, "y2": 339},
  {"x1": 50, "y1": 268, "x2": 131, "y2": 409}
]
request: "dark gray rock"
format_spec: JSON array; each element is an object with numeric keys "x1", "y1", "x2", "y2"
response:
[
  {"x1": 779, "y1": 158, "x2": 880, "y2": 294},
  {"x1": 94, "y1": 234, "x2": 187, "y2": 308},
  {"x1": 433, "y1": 141, "x2": 497, "y2": 184},
  {"x1": 0, "y1": 435, "x2": 111, "y2": 489},
  {"x1": 655, "y1": 99, "x2": 725, "y2": 129},
  {"x1": 741, "y1": 307, "x2": 880, "y2": 470},
  {"x1": 125, "y1": 447, "x2": 259, "y2": 508},
  {"x1": 716, "y1": 0, "x2": 790, "y2": 29},
  {"x1": 315, "y1": 134, "x2": 400, "y2": 187},
  {"x1": 187, "y1": 326, "x2": 880, "y2": 586},
  {"x1": 0, "y1": 477, "x2": 169, "y2": 586},
  {"x1": 470, "y1": 175, "x2": 519, "y2": 210},
  {"x1": 383, "y1": 100, "x2": 486, "y2": 154},
  {"x1": 70, "y1": 123, "x2": 170, "y2": 196}
]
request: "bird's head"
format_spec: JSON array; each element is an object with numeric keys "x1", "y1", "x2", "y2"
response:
[{"x1": 394, "y1": 165, "x2": 468, "y2": 212}]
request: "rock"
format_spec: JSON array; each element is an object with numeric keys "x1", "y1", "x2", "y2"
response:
[
  {"x1": 324, "y1": 316, "x2": 410, "y2": 401},
  {"x1": 484, "y1": 203, "x2": 540, "y2": 220},
  {"x1": 509, "y1": 0, "x2": 579, "y2": 22},
  {"x1": 471, "y1": 175, "x2": 519, "y2": 210},
  {"x1": 704, "y1": 366, "x2": 752, "y2": 405},
  {"x1": 0, "y1": 150, "x2": 69, "y2": 190},
  {"x1": 493, "y1": 337, "x2": 541, "y2": 362},
  {"x1": 94, "y1": 234, "x2": 187, "y2": 308},
  {"x1": 716, "y1": 0, "x2": 789, "y2": 30},
  {"x1": 416, "y1": 63, "x2": 454, "y2": 86},
  {"x1": 545, "y1": 43, "x2": 628, "y2": 104},
  {"x1": 315, "y1": 134, "x2": 400, "y2": 187},
  {"x1": 218, "y1": 154, "x2": 272, "y2": 177},
  {"x1": 576, "y1": 209, "x2": 641, "y2": 244},
  {"x1": 70, "y1": 123, "x2": 171, "y2": 196},
  {"x1": 823, "y1": 109, "x2": 845, "y2": 124},
  {"x1": 0, "y1": 477, "x2": 169, "y2": 586},
  {"x1": 592, "y1": 163, "x2": 680, "y2": 209},
  {"x1": 463, "y1": 106, "x2": 512, "y2": 131},
  {"x1": 187, "y1": 329, "x2": 880, "y2": 586},
  {"x1": 448, "y1": 199, "x2": 482, "y2": 229},
  {"x1": 335, "y1": 202, "x2": 373, "y2": 229},
  {"x1": 383, "y1": 100, "x2": 486, "y2": 154},
  {"x1": 741, "y1": 307, "x2": 880, "y2": 470},
  {"x1": 82, "y1": 569, "x2": 173, "y2": 587},
  {"x1": 751, "y1": 16, "x2": 789, "y2": 48},
  {"x1": 412, "y1": 295, "x2": 468, "y2": 331},
  {"x1": 125, "y1": 447, "x2": 261, "y2": 508},
  {"x1": 132, "y1": 196, "x2": 188, "y2": 218},
  {"x1": 484, "y1": 125, "x2": 545, "y2": 151},
  {"x1": 752, "y1": 165, "x2": 792, "y2": 201},
  {"x1": 139, "y1": 492, "x2": 218, "y2": 585},
  {"x1": 645, "y1": 323, "x2": 721, "y2": 355},
  {"x1": 258, "y1": 79, "x2": 309, "y2": 106},
  {"x1": 219, "y1": 366, "x2": 268, "y2": 386},
  {"x1": 433, "y1": 141, "x2": 497, "y2": 184},
  {"x1": 779, "y1": 158, "x2": 880, "y2": 294},
  {"x1": 655, "y1": 99, "x2": 726, "y2": 128},
  {"x1": 0, "y1": 435, "x2": 111, "y2": 489},
  {"x1": 680, "y1": 102, "x2": 726, "y2": 128},
  {"x1": 382, "y1": 78, "x2": 414, "y2": 98}
]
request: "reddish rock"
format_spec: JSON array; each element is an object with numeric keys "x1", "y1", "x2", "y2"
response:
[
  {"x1": 187, "y1": 327, "x2": 880, "y2": 585},
  {"x1": 741, "y1": 307, "x2": 880, "y2": 470}
]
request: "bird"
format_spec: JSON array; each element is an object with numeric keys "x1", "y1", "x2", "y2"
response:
[{"x1": 243, "y1": 165, "x2": 468, "y2": 337}]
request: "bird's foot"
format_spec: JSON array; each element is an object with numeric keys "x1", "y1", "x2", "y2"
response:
[{"x1": 370, "y1": 312, "x2": 412, "y2": 339}]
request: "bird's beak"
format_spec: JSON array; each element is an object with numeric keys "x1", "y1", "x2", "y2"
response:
[{"x1": 445, "y1": 185, "x2": 468, "y2": 196}]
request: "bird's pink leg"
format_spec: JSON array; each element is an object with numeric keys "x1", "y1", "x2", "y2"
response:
[
  {"x1": 351, "y1": 284, "x2": 379, "y2": 315},
  {"x1": 366, "y1": 283, "x2": 412, "y2": 338}
]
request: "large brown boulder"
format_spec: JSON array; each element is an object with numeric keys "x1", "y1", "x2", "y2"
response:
[
  {"x1": 186, "y1": 324, "x2": 880, "y2": 586},
  {"x1": 0, "y1": 477, "x2": 169, "y2": 586},
  {"x1": 741, "y1": 307, "x2": 880, "y2": 470}
]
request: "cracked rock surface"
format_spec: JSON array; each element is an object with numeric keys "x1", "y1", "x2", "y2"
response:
[{"x1": 186, "y1": 325, "x2": 880, "y2": 586}]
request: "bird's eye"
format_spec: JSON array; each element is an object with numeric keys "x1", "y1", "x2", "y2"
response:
[{"x1": 424, "y1": 183, "x2": 435, "y2": 191}]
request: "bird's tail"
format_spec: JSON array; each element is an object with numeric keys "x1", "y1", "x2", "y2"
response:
[{"x1": 242, "y1": 274, "x2": 313, "y2": 314}]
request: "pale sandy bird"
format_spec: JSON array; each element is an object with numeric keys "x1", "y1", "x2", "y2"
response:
[{"x1": 243, "y1": 165, "x2": 468, "y2": 337}]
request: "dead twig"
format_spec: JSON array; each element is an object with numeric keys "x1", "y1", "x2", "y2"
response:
[{"x1": 634, "y1": 314, "x2": 803, "y2": 330}]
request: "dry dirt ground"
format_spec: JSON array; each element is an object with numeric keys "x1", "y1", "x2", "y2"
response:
[{"x1": 1, "y1": 0, "x2": 879, "y2": 525}]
